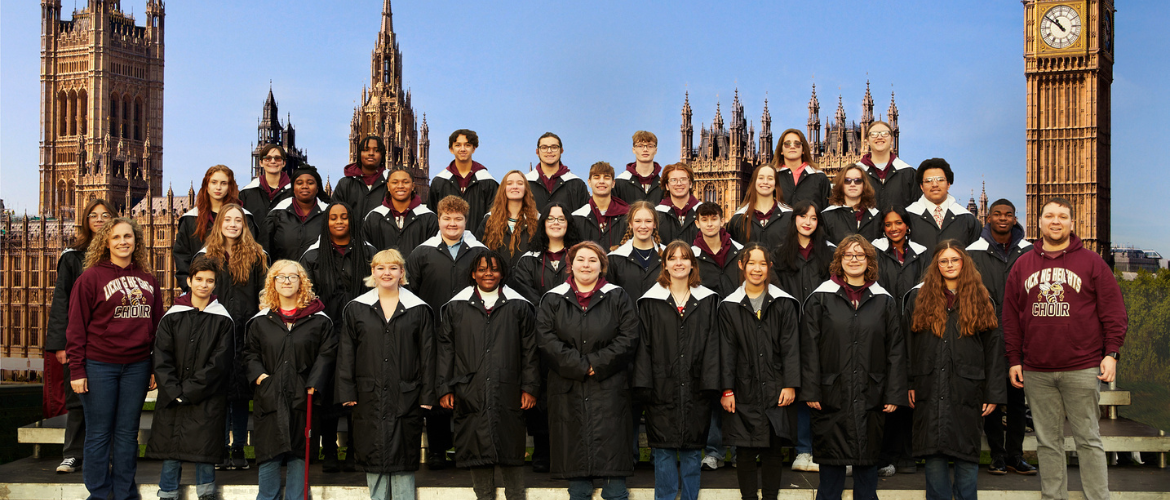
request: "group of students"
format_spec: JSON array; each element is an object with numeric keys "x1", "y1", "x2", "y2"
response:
[{"x1": 45, "y1": 124, "x2": 1125, "y2": 500}]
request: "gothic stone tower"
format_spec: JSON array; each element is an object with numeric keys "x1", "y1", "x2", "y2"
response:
[
  {"x1": 349, "y1": 0, "x2": 429, "y2": 201},
  {"x1": 251, "y1": 88, "x2": 309, "y2": 178},
  {"x1": 39, "y1": 0, "x2": 165, "y2": 218},
  {"x1": 1023, "y1": 0, "x2": 1113, "y2": 256}
]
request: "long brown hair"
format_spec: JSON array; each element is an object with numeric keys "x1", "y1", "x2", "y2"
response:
[
  {"x1": 911, "y1": 241, "x2": 998, "y2": 338},
  {"x1": 259, "y1": 260, "x2": 317, "y2": 311},
  {"x1": 618, "y1": 201, "x2": 662, "y2": 246},
  {"x1": 193, "y1": 165, "x2": 242, "y2": 241},
  {"x1": 828, "y1": 164, "x2": 876, "y2": 209},
  {"x1": 774, "y1": 129, "x2": 816, "y2": 169},
  {"x1": 72, "y1": 198, "x2": 117, "y2": 252},
  {"x1": 828, "y1": 234, "x2": 879, "y2": 282},
  {"x1": 656, "y1": 241, "x2": 702, "y2": 288},
  {"x1": 83, "y1": 217, "x2": 151, "y2": 271},
  {"x1": 737, "y1": 163, "x2": 784, "y2": 242},
  {"x1": 202, "y1": 203, "x2": 269, "y2": 284},
  {"x1": 483, "y1": 170, "x2": 539, "y2": 255}
]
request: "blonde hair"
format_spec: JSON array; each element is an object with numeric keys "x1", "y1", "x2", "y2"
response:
[
  {"x1": 259, "y1": 260, "x2": 317, "y2": 311},
  {"x1": 363, "y1": 249, "x2": 409, "y2": 287},
  {"x1": 202, "y1": 204, "x2": 269, "y2": 284},
  {"x1": 84, "y1": 218, "x2": 151, "y2": 272}
]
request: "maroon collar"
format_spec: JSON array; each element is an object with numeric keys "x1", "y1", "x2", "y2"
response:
[
  {"x1": 446, "y1": 161, "x2": 486, "y2": 190},
  {"x1": 260, "y1": 172, "x2": 291, "y2": 201},
  {"x1": 694, "y1": 229, "x2": 733, "y2": 268},
  {"x1": 538, "y1": 164, "x2": 570, "y2": 193},
  {"x1": 625, "y1": 162, "x2": 661, "y2": 186},
  {"x1": 860, "y1": 153, "x2": 897, "y2": 180},
  {"x1": 660, "y1": 195, "x2": 700, "y2": 219},
  {"x1": 567, "y1": 277, "x2": 608, "y2": 309},
  {"x1": 383, "y1": 194, "x2": 422, "y2": 218},
  {"x1": 590, "y1": 196, "x2": 630, "y2": 227}
]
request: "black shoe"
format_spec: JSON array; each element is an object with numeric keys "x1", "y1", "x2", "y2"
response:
[
  {"x1": 215, "y1": 448, "x2": 233, "y2": 471},
  {"x1": 1006, "y1": 457, "x2": 1037, "y2": 475},
  {"x1": 341, "y1": 455, "x2": 356, "y2": 473},
  {"x1": 896, "y1": 459, "x2": 917, "y2": 474},
  {"x1": 988, "y1": 458, "x2": 1007, "y2": 475},
  {"x1": 532, "y1": 460, "x2": 551, "y2": 473},
  {"x1": 231, "y1": 447, "x2": 249, "y2": 470},
  {"x1": 323, "y1": 456, "x2": 340, "y2": 473},
  {"x1": 426, "y1": 451, "x2": 451, "y2": 470}
]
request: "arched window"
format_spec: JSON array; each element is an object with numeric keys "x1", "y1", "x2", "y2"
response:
[
  {"x1": 110, "y1": 93, "x2": 119, "y2": 135},
  {"x1": 133, "y1": 97, "x2": 142, "y2": 141},
  {"x1": 68, "y1": 90, "x2": 77, "y2": 136},
  {"x1": 58, "y1": 91, "x2": 69, "y2": 136},
  {"x1": 77, "y1": 90, "x2": 88, "y2": 136},
  {"x1": 121, "y1": 98, "x2": 130, "y2": 139},
  {"x1": 703, "y1": 183, "x2": 717, "y2": 204}
]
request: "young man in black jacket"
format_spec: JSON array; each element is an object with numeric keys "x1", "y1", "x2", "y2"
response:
[
  {"x1": 333, "y1": 136, "x2": 390, "y2": 232},
  {"x1": 428, "y1": 130, "x2": 498, "y2": 228},
  {"x1": 526, "y1": 132, "x2": 589, "y2": 211},
  {"x1": 613, "y1": 131, "x2": 664, "y2": 205},
  {"x1": 904, "y1": 158, "x2": 980, "y2": 249}
]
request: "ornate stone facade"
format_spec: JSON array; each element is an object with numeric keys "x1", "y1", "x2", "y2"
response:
[
  {"x1": 250, "y1": 88, "x2": 309, "y2": 179},
  {"x1": 38, "y1": 0, "x2": 165, "y2": 219}
]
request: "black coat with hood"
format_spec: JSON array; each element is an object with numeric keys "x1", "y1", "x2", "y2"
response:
[
  {"x1": 46, "y1": 249, "x2": 85, "y2": 354},
  {"x1": 537, "y1": 281, "x2": 640, "y2": 479},
  {"x1": 872, "y1": 237, "x2": 930, "y2": 308},
  {"x1": 509, "y1": 250, "x2": 572, "y2": 304},
  {"x1": 821, "y1": 205, "x2": 882, "y2": 246},
  {"x1": 474, "y1": 212, "x2": 534, "y2": 269},
  {"x1": 800, "y1": 279, "x2": 908, "y2": 466},
  {"x1": 858, "y1": 157, "x2": 920, "y2": 212},
  {"x1": 606, "y1": 240, "x2": 664, "y2": 304},
  {"x1": 240, "y1": 176, "x2": 293, "y2": 249},
  {"x1": 572, "y1": 202, "x2": 630, "y2": 253},
  {"x1": 404, "y1": 231, "x2": 487, "y2": 319},
  {"x1": 362, "y1": 199, "x2": 438, "y2": 253},
  {"x1": 332, "y1": 166, "x2": 389, "y2": 230},
  {"x1": 336, "y1": 288, "x2": 435, "y2": 474},
  {"x1": 777, "y1": 164, "x2": 831, "y2": 211},
  {"x1": 692, "y1": 238, "x2": 745, "y2": 298},
  {"x1": 266, "y1": 198, "x2": 329, "y2": 262},
  {"x1": 173, "y1": 207, "x2": 259, "y2": 291},
  {"x1": 655, "y1": 201, "x2": 700, "y2": 246},
  {"x1": 300, "y1": 237, "x2": 376, "y2": 328},
  {"x1": 193, "y1": 247, "x2": 268, "y2": 400},
  {"x1": 526, "y1": 168, "x2": 590, "y2": 212},
  {"x1": 145, "y1": 297, "x2": 235, "y2": 464},
  {"x1": 612, "y1": 163, "x2": 664, "y2": 206},
  {"x1": 771, "y1": 241, "x2": 835, "y2": 304},
  {"x1": 904, "y1": 196, "x2": 981, "y2": 250},
  {"x1": 429, "y1": 163, "x2": 498, "y2": 231},
  {"x1": 726, "y1": 203, "x2": 794, "y2": 250},
  {"x1": 437, "y1": 286, "x2": 539, "y2": 467},
  {"x1": 903, "y1": 286, "x2": 1008, "y2": 463},
  {"x1": 718, "y1": 284, "x2": 802, "y2": 448},
  {"x1": 966, "y1": 223, "x2": 1031, "y2": 317},
  {"x1": 243, "y1": 300, "x2": 337, "y2": 464},
  {"x1": 632, "y1": 284, "x2": 721, "y2": 449}
]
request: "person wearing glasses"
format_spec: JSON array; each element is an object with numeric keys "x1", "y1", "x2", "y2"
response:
[
  {"x1": 857, "y1": 121, "x2": 919, "y2": 212},
  {"x1": 241, "y1": 145, "x2": 294, "y2": 248},
  {"x1": 656, "y1": 163, "x2": 702, "y2": 245},
  {"x1": 774, "y1": 129, "x2": 830, "y2": 211},
  {"x1": 821, "y1": 165, "x2": 882, "y2": 245},
  {"x1": 243, "y1": 260, "x2": 336, "y2": 500},
  {"x1": 905, "y1": 159, "x2": 980, "y2": 249},
  {"x1": 573, "y1": 161, "x2": 630, "y2": 252},
  {"x1": 613, "y1": 131, "x2": 664, "y2": 205},
  {"x1": 333, "y1": 136, "x2": 390, "y2": 233},
  {"x1": 430, "y1": 130, "x2": 498, "y2": 229},
  {"x1": 46, "y1": 198, "x2": 116, "y2": 475},
  {"x1": 527, "y1": 132, "x2": 589, "y2": 211},
  {"x1": 801, "y1": 234, "x2": 907, "y2": 500}
]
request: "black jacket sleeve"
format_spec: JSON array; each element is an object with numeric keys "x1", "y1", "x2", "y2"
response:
[
  {"x1": 718, "y1": 305, "x2": 737, "y2": 392},
  {"x1": 537, "y1": 297, "x2": 591, "y2": 381},
  {"x1": 152, "y1": 317, "x2": 182, "y2": 407},
  {"x1": 777, "y1": 298, "x2": 802, "y2": 389},
  {"x1": 883, "y1": 297, "x2": 909, "y2": 406},
  {"x1": 983, "y1": 326, "x2": 1008, "y2": 405},
  {"x1": 305, "y1": 317, "x2": 338, "y2": 392},
  {"x1": 173, "y1": 216, "x2": 200, "y2": 292},
  {"x1": 584, "y1": 291, "x2": 641, "y2": 380},
  {"x1": 799, "y1": 295, "x2": 825, "y2": 402},
  {"x1": 436, "y1": 303, "x2": 456, "y2": 398},
  {"x1": 335, "y1": 306, "x2": 358, "y2": 405},
  {"x1": 700, "y1": 296, "x2": 722, "y2": 393},
  {"x1": 518, "y1": 303, "x2": 540, "y2": 397},
  {"x1": 46, "y1": 251, "x2": 82, "y2": 352}
]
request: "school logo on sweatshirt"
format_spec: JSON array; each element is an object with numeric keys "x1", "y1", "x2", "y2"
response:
[
  {"x1": 1023, "y1": 267, "x2": 1083, "y2": 317},
  {"x1": 103, "y1": 276, "x2": 155, "y2": 319}
]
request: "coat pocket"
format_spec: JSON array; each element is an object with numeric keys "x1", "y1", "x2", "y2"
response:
[
  {"x1": 819, "y1": 373, "x2": 841, "y2": 411},
  {"x1": 866, "y1": 372, "x2": 887, "y2": 409},
  {"x1": 955, "y1": 364, "x2": 986, "y2": 408},
  {"x1": 399, "y1": 379, "x2": 421, "y2": 416}
]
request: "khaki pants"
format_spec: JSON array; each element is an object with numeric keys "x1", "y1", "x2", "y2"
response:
[{"x1": 1022, "y1": 368, "x2": 1109, "y2": 500}]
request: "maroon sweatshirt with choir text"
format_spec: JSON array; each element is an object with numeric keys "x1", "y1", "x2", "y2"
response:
[{"x1": 67, "y1": 260, "x2": 163, "y2": 380}]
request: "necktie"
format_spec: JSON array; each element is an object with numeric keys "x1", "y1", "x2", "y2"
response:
[{"x1": 934, "y1": 205, "x2": 944, "y2": 228}]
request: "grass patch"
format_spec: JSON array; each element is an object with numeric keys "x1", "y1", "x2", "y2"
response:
[{"x1": 1119, "y1": 381, "x2": 1170, "y2": 432}]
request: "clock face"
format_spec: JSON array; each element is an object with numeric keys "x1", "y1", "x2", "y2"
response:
[
  {"x1": 1102, "y1": 10, "x2": 1114, "y2": 54},
  {"x1": 1040, "y1": 5, "x2": 1082, "y2": 49}
]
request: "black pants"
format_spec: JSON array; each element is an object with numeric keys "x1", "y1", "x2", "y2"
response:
[
  {"x1": 314, "y1": 404, "x2": 353, "y2": 462},
  {"x1": 526, "y1": 407, "x2": 550, "y2": 467},
  {"x1": 879, "y1": 406, "x2": 913, "y2": 466},
  {"x1": 817, "y1": 464, "x2": 879, "y2": 500},
  {"x1": 470, "y1": 465, "x2": 525, "y2": 500},
  {"x1": 984, "y1": 382, "x2": 1027, "y2": 460},
  {"x1": 62, "y1": 362, "x2": 86, "y2": 458},
  {"x1": 736, "y1": 439, "x2": 785, "y2": 500},
  {"x1": 425, "y1": 407, "x2": 453, "y2": 461}
]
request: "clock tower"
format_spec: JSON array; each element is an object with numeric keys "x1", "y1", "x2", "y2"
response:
[{"x1": 1023, "y1": 0, "x2": 1115, "y2": 256}]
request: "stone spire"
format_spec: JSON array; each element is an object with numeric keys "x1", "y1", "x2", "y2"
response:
[
  {"x1": 680, "y1": 91, "x2": 693, "y2": 162},
  {"x1": 759, "y1": 97, "x2": 773, "y2": 165},
  {"x1": 807, "y1": 84, "x2": 821, "y2": 151},
  {"x1": 887, "y1": 90, "x2": 900, "y2": 154}
]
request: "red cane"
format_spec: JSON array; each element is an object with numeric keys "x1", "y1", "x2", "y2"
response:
[{"x1": 305, "y1": 390, "x2": 313, "y2": 500}]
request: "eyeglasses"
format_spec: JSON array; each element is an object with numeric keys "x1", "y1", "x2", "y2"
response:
[
  {"x1": 842, "y1": 253, "x2": 866, "y2": 261},
  {"x1": 842, "y1": 178, "x2": 865, "y2": 186},
  {"x1": 274, "y1": 274, "x2": 300, "y2": 283},
  {"x1": 938, "y1": 258, "x2": 962, "y2": 267},
  {"x1": 538, "y1": 145, "x2": 561, "y2": 152},
  {"x1": 667, "y1": 178, "x2": 690, "y2": 185},
  {"x1": 634, "y1": 143, "x2": 657, "y2": 149},
  {"x1": 782, "y1": 141, "x2": 802, "y2": 148},
  {"x1": 869, "y1": 130, "x2": 891, "y2": 138},
  {"x1": 88, "y1": 212, "x2": 113, "y2": 220},
  {"x1": 263, "y1": 155, "x2": 285, "y2": 162},
  {"x1": 923, "y1": 176, "x2": 947, "y2": 184},
  {"x1": 547, "y1": 217, "x2": 567, "y2": 224}
]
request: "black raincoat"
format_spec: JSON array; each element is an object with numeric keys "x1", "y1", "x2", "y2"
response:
[
  {"x1": 692, "y1": 240, "x2": 744, "y2": 298},
  {"x1": 361, "y1": 203, "x2": 439, "y2": 253},
  {"x1": 173, "y1": 208, "x2": 259, "y2": 291},
  {"x1": 193, "y1": 248, "x2": 267, "y2": 401},
  {"x1": 428, "y1": 165, "x2": 499, "y2": 232},
  {"x1": 606, "y1": 241, "x2": 664, "y2": 304},
  {"x1": 771, "y1": 241, "x2": 835, "y2": 304},
  {"x1": 404, "y1": 231, "x2": 487, "y2": 320},
  {"x1": 904, "y1": 197, "x2": 981, "y2": 250},
  {"x1": 509, "y1": 251, "x2": 572, "y2": 304},
  {"x1": 859, "y1": 158, "x2": 920, "y2": 212},
  {"x1": 821, "y1": 206, "x2": 882, "y2": 246},
  {"x1": 265, "y1": 198, "x2": 329, "y2": 262},
  {"x1": 726, "y1": 204, "x2": 794, "y2": 250},
  {"x1": 872, "y1": 238, "x2": 930, "y2": 308},
  {"x1": 777, "y1": 165, "x2": 831, "y2": 211}
]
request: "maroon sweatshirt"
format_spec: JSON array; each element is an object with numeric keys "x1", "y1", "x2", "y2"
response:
[
  {"x1": 66, "y1": 260, "x2": 164, "y2": 380},
  {"x1": 1002, "y1": 234, "x2": 1127, "y2": 371}
]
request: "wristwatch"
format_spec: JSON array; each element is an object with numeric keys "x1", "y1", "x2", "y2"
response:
[{"x1": 1105, "y1": 351, "x2": 1120, "y2": 361}]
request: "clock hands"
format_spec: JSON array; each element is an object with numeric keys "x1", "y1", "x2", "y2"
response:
[{"x1": 1045, "y1": 14, "x2": 1066, "y2": 33}]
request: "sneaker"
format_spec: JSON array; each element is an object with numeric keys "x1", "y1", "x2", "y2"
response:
[
  {"x1": 231, "y1": 448, "x2": 249, "y2": 470},
  {"x1": 878, "y1": 464, "x2": 896, "y2": 477},
  {"x1": 56, "y1": 457, "x2": 79, "y2": 473},
  {"x1": 846, "y1": 465, "x2": 853, "y2": 477},
  {"x1": 215, "y1": 448, "x2": 232, "y2": 470},
  {"x1": 701, "y1": 455, "x2": 723, "y2": 471},
  {"x1": 791, "y1": 453, "x2": 819, "y2": 472}
]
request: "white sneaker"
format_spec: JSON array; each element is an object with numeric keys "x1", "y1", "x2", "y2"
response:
[
  {"x1": 792, "y1": 453, "x2": 819, "y2": 472},
  {"x1": 878, "y1": 464, "x2": 896, "y2": 477},
  {"x1": 56, "y1": 457, "x2": 79, "y2": 473},
  {"x1": 701, "y1": 455, "x2": 723, "y2": 470},
  {"x1": 846, "y1": 465, "x2": 853, "y2": 477}
]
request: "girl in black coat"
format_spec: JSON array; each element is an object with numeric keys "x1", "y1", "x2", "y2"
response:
[
  {"x1": 438, "y1": 251, "x2": 539, "y2": 500},
  {"x1": 362, "y1": 168, "x2": 439, "y2": 253},
  {"x1": 476, "y1": 170, "x2": 540, "y2": 269},
  {"x1": 265, "y1": 166, "x2": 331, "y2": 261},
  {"x1": 775, "y1": 129, "x2": 831, "y2": 211},
  {"x1": 174, "y1": 165, "x2": 258, "y2": 291},
  {"x1": 726, "y1": 164, "x2": 793, "y2": 250},
  {"x1": 243, "y1": 260, "x2": 337, "y2": 500},
  {"x1": 873, "y1": 205, "x2": 931, "y2": 305},
  {"x1": 801, "y1": 234, "x2": 908, "y2": 500},
  {"x1": 718, "y1": 244, "x2": 802, "y2": 500},
  {"x1": 146, "y1": 257, "x2": 235, "y2": 499},
  {"x1": 194, "y1": 203, "x2": 270, "y2": 470},
  {"x1": 634, "y1": 242, "x2": 721, "y2": 500},
  {"x1": 301, "y1": 201, "x2": 375, "y2": 473},
  {"x1": 337, "y1": 249, "x2": 435, "y2": 500},
  {"x1": 821, "y1": 165, "x2": 882, "y2": 245},
  {"x1": 537, "y1": 241, "x2": 640, "y2": 500},
  {"x1": 905, "y1": 241, "x2": 1006, "y2": 500},
  {"x1": 607, "y1": 201, "x2": 664, "y2": 302},
  {"x1": 240, "y1": 144, "x2": 294, "y2": 248}
]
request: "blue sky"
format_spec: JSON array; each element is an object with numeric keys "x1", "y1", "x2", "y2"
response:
[{"x1": 2, "y1": 1, "x2": 1168, "y2": 251}]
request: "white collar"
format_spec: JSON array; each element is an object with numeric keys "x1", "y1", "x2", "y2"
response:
[
  {"x1": 163, "y1": 298, "x2": 233, "y2": 321},
  {"x1": 350, "y1": 287, "x2": 429, "y2": 311},
  {"x1": 639, "y1": 283, "x2": 716, "y2": 302},
  {"x1": 610, "y1": 240, "x2": 663, "y2": 257}
]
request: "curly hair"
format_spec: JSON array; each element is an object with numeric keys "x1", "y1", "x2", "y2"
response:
[
  {"x1": 202, "y1": 204, "x2": 268, "y2": 284},
  {"x1": 532, "y1": 202, "x2": 581, "y2": 252},
  {"x1": 828, "y1": 164, "x2": 876, "y2": 210},
  {"x1": 83, "y1": 218, "x2": 151, "y2": 272},
  {"x1": 828, "y1": 234, "x2": 879, "y2": 283},
  {"x1": 193, "y1": 165, "x2": 242, "y2": 241},
  {"x1": 910, "y1": 240, "x2": 998, "y2": 338},
  {"x1": 656, "y1": 241, "x2": 702, "y2": 288},
  {"x1": 483, "y1": 170, "x2": 539, "y2": 255},
  {"x1": 618, "y1": 201, "x2": 662, "y2": 246},
  {"x1": 259, "y1": 259, "x2": 318, "y2": 311}
]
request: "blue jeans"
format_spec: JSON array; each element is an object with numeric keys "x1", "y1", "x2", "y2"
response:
[
  {"x1": 796, "y1": 405, "x2": 813, "y2": 454},
  {"x1": 924, "y1": 455, "x2": 978, "y2": 500},
  {"x1": 225, "y1": 399, "x2": 250, "y2": 449},
  {"x1": 158, "y1": 460, "x2": 215, "y2": 498},
  {"x1": 651, "y1": 448, "x2": 702, "y2": 500},
  {"x1": 705, "y1": 405, "x2": 736, "y2": 461},
  {"x1": 257, "y1": 455, "x2": 306, "y2": 500},
  {"x1": 568, "y1": 477, "x2": 628, "y2": 500},
  {"x1": 367, "y1": 472, "x2": 415, "y2": 500},
  {"x1": 817, "y1": 464, "x2": 878, "y2": 500},
  {"x1": 79, "y1": 359, "x2": 151, "y2": 500}
]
